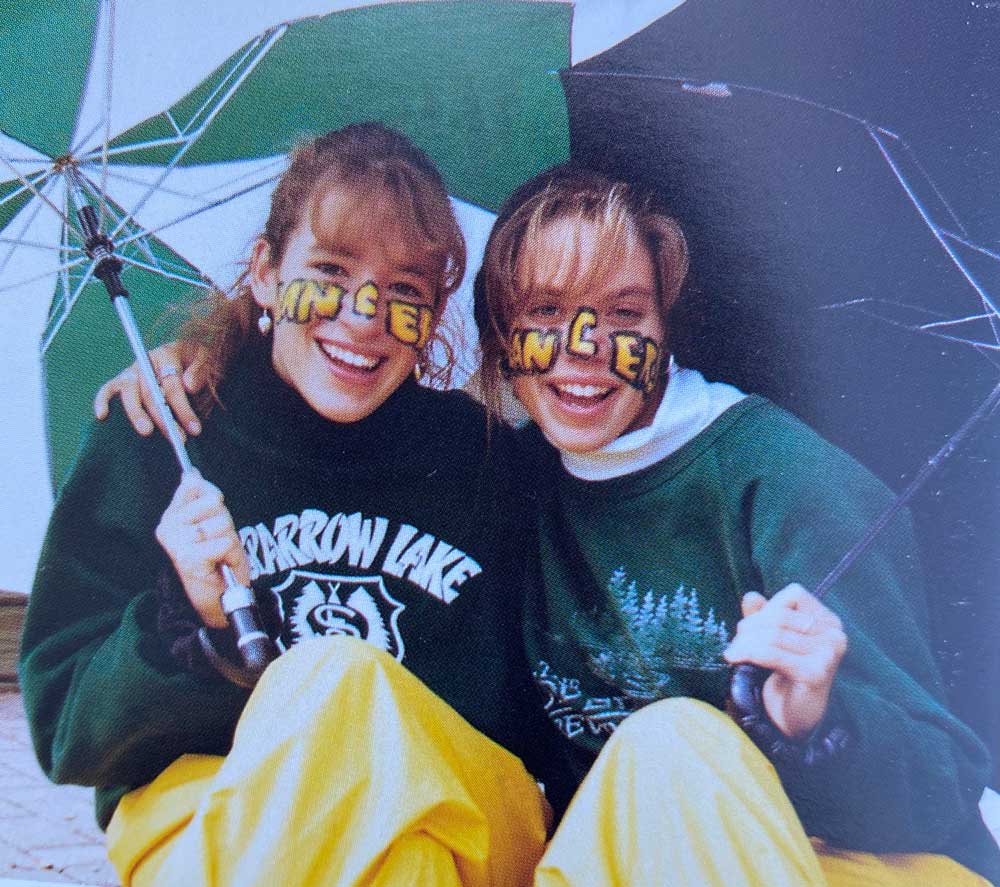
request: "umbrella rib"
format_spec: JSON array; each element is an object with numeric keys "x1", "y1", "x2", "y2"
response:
[
  {"x1": 164, "y1": 111, "x2": 183, "y2": 138},
  {"x1": 72, "y1": 120, "x2": 105, "y2": 158},
  {"x1": 900, "y1": 139, "x2": 968, "y2": 239},
  {"x1": 0, "y1": 166, "x2": 54, "y2": 211},
  {"x1": 108, "y1": 26, "x2": 286, "y2": 242},
  {"x1": 77, "y1": 136, "x2": 191, "y2": 164},
  {"x1": 0, "y1": 237, "x2": 83, "y2": 253},
  {"x1": 183, "y1": 32, "x2": 271, "y2": 136},
  {"x1": 74, "y1": 170, "x2": 168, "y2": 272},
  {"x1": 849, "y1": 306, "x2": 999, "y2": 351},
  {"x1": 114, "y1": 170, "x2": 280, "y2": 250},
  {"x1": 117, "y1": 254, "x2": 211, "y2": 288},
  {"x1": 564, "y1": 71, "x2": 873, "y2": 128},
  {"x1": 97, "y1": 0, "x2": 117, "y2": 229},
  {"x1": 0, "y1": 256, "x2": 90, "y2": 297},
  {"x1": 823, "y1": 298, "x2": 999, "y2": 350},
  {"x1": 869, "y1": 126, "x2": 1000, "y2": 333},
  {"x1": 91, "y1": 165, "x2": 217, "y2": 206},
  {"x1": 941, "y1": 229, "x2": 1000, "y2": 263},
  {"x1": 0, "y1": 155, "x2": 77, "y2": 236},
  {"x1": 0, "y1": 154, "x2": 51, "y2": 164},
  {"x1": 0, "y1": 177, "x2": 56, "y2": 278},
  {"x1": 42, "y1": 260, "x2": 99, "y2": 353}
]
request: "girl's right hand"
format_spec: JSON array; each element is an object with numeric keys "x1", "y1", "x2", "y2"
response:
[
  {"x1": 156, "y1": 470, "x2": 251, "y2": 629},
  {"x1": 94, "y1": 342, "x2": 207, "y2": 438}
]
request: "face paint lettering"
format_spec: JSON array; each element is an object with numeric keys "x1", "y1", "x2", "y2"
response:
[
  {"x1": 386, "y1": 299, "x2": 434, "y2": 349},
  {"x1": 566, "y1": 307, "x2": 599, "y2": 358},
  {"x1": 507, "y1": 328, "x2": 561, "y2": 374},
  {"x1": 353, "y1": 282, "x2": 379, "y2": 318},
  {"x1": 278, "y1": 278, "x2": 345, "y2": 324},
  {"x1": 609, "y1": 332, "x2": 662, "y2": 393}
]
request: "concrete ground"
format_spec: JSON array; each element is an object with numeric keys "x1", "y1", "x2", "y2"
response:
[{"x1": 0, "y1": 690, "x2": 117, "y2": 886}]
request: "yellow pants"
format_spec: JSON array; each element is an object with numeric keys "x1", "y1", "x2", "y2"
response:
[
  {"x1": 536, "y1": 698, "x2": 991, "y2": 887},
  {"x1": 108, "y1": 640, "x2": 990, "y2": 887},
  {"x1": 107, "y1": 636, "x2": 549, "y2": 887}
]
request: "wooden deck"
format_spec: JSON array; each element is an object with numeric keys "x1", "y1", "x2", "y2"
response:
[{"x1": 0, "y1": 591, "x2": 27, "y2": 687}]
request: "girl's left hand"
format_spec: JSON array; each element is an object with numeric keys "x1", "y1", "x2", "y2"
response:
[{"x1": 723, "y1": 584, "x2": 848, "y2": 740}]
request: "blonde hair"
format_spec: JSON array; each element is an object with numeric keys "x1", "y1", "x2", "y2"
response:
[
  {"x1": 473, "y1": 165, "x2": 689, "y2": 420},
  {"x1": 181, "y1": 123, "x2": 466, "y2": 408}
]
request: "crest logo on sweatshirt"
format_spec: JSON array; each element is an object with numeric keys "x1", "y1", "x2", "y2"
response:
[{"x1": 270, "y1": 569, "x2": 406, "y2": 660}]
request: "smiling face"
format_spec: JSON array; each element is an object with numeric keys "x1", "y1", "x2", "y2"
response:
[
  {"x1": 509, "y1": 217, "x2": 667, "y2": 453},
  {"x1": 250, "y1": 183, "x2": 442, "y2": 423}
]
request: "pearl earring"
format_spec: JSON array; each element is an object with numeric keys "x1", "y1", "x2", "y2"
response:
[{"x1": 257, "y1": 309, "x2": 273, "y2": 336}]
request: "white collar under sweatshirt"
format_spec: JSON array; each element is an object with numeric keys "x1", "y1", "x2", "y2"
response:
[{"x1": 560, "y1": 360, "x2": 747, "y2": 482}]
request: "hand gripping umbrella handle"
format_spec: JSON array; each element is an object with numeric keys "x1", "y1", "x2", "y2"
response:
[
  {"x1": 67, "y1": 170, "x2": 278, "y2": 684},
  {"x1": 728, "y1": 380, "x2": 1000, "y2": 747}
]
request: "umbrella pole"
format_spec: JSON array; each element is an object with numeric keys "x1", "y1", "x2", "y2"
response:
[
  {"x1": 65, "y1": 169, "x2": 277, "y2": 685},
  {"x1": 731, "y1": 379, "x2": 1000, "y2": 746}
]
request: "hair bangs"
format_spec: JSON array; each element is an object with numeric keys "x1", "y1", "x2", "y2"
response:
[
  {"x1": 308, "y1": 175, "x2": 439, "y2": 272},
  {"x1": 510, "y1": 194, "x2": 644, "y2": 318}
]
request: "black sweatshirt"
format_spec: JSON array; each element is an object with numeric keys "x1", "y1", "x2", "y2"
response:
[{"x1": 21, "y1": 345, "x2": 564, "y2": 829}]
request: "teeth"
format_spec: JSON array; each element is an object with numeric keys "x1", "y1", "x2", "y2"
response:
[
  {"x1": 319, "y1": 341, "x2": 379, "y2": 369},
  {"x1": 558, "y1": 383, "x2": 610, "y2": 398}
]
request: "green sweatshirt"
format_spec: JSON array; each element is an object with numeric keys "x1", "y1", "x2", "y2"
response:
[
  {"x1": 522, "y1": 394, "x2": 1000, "y2": 884},
  {"x1": 20, "y1": 345, "x2": 556, "y2": 830}
]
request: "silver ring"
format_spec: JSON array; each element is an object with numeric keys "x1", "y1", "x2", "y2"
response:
[{"x1": 157, "y1": 365, "x2": 180, "y2": 380}]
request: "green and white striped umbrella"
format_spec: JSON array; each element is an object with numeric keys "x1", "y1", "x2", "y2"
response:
[{"x1": 0, "y1": 0, "x2": 672, "y2": 593}]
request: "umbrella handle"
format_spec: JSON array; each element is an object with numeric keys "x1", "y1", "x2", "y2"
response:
[
  {"x1": 115, "y1": 298, "x2": 279, "y2": 683},
  {"x1": 728, "y1": 662, "x2": 770, "y2": 728},
  {"x1": 219, "y1": 565, "x2": 280, "y2": 678},
  {"x1": 67, "y1": 171, "x2": 278, "y2": 684}
]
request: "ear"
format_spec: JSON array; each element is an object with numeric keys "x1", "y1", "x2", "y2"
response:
[{"x1": 248, "y1": 238, "x2": 278, "y2": 310}]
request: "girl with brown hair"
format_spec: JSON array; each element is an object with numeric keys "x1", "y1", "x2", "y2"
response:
[
  {"x1": 474, "y1": 165, "x2": 999, "y2": 887},
  {"x1": 20, "y1": 124, "x2": 556, "y2": 887}
]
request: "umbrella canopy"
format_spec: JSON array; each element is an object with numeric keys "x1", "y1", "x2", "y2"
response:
[
  {"x1": 561, "y1": 0, "x2": 1000, "y2": 752},
  {"x1": 0, "y1": 0, "x2": 676, "y2": 595}
]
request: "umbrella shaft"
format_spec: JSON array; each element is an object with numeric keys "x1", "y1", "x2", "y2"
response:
[
  {"x1": 814, "y1": 379, "x2": 1000, "y2": 599},
  {"x1": 111, "y1": 295, "x2": 193, "y2": 473}
]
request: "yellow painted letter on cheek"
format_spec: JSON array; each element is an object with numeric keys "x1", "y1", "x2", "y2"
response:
[
  {"x1": 278, "y1": 279, "x2": 344, "y2": 323},
  {"x1": 313, "y1": 281, "x2": 345, "y2": 320},
  {"x1": 354, "y1": 282, "x2": 379, "y2": 318},
  {"x1": 610, "y1": 332, "x2": 644, "y2": 386},
  {"x1": 387, "y1": 300, "x2": 434, "y2": 349},
  {"x1": 637, "y1": 339, "x2": 662, "y2": 394},
  {"x1": 507, "y1": 331, "x2": 525, "y2": 372},
  {"x1": 610, "y1": 333, "x2": 661, "y2": 392},
  {"x1": 277, "y1": 279, "x2": 307, "y2": 323},
  {"x1": 567, "y1": 308, "x2": 598, "y2": 358},
  {"x1": 509, "y1": 329, "x2": 559, "y2": 374}
]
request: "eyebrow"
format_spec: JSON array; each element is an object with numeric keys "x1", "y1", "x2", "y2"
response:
[
  {"x1": 397, "y1": 265, "x2": 434, "y2": 283},
  {"x1": 306, "y1": 246, "x2": 435, "y2": 286},
  {"x1": 528, "y1": 286, "x2": 657, "y2": 303}
]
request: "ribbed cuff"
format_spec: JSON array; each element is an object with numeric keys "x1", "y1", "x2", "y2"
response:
[{"x1": 729, "y1": 663, "x2": 850, "y2": 767}]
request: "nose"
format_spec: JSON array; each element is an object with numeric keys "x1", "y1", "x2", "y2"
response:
[
  {"x1": 332, "y1": 282, "x2": 384, "y2": 337},
  {"x1": 564, "y1": 307, "x2": 601, "y2": 361}
]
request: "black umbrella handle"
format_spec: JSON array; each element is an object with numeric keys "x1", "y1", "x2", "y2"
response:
[
  {"x1": 729, "y1": 662, "x2": 770, "y2": 721},
  {"x1": 729, "y1": 380, "x2": 1000, "y2": 740}
]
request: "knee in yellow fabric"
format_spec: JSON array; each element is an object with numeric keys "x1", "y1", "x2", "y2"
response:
[{"x1": 604, "y1": 697, "x2": 753, "y2": 769}]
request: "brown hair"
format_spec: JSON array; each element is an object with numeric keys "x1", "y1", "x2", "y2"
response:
[
  {"x1": 473, "y1": 165, "x2": 689, "y2": 420},
  {"x1": 181, "y1": 123, "x2": 466, "y2": 406}
]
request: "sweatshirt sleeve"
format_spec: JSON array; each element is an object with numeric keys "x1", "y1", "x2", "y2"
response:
[
  {"x1": 19, "y1": 408, "x2": 249, "y2": 793},
  {"x1": 745, "y1": 417, "x2": 993, "y2": 854}
]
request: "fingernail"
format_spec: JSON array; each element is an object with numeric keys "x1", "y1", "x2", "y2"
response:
[
  {"x1": 138, "y1": 420, "x2": 153, "y2": 434},
  {"x1": 188, "y1": 420, "x2": 201, "y2": 434}
]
